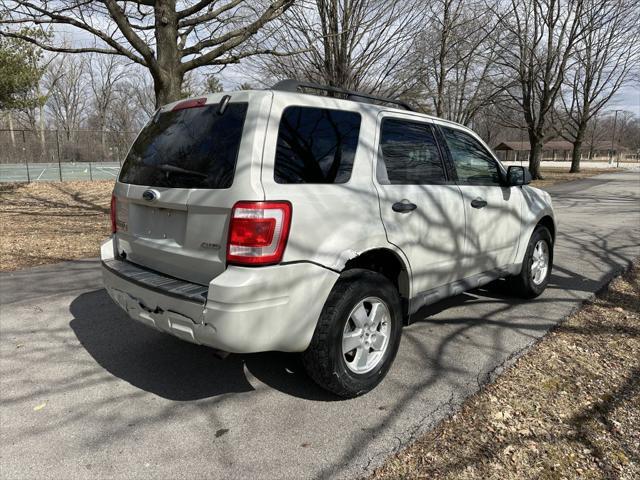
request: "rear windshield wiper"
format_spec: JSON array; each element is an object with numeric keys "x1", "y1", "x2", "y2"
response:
[{"x1": 155, "y1": 164, "x2": 207, "y2": 179}]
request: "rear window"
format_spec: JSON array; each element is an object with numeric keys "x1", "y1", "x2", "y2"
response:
[
  {"x1": 274, "y1": 106, "x2": 361, "y2": 184},
  {"x1": 119, "y1": 102, "x2": 248, "y2": 189}
]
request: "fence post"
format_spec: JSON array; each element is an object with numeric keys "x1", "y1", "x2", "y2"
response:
[
  {"x1": 89, "y1": 162, "x2": 93, "y2": 181},
  {"x1": 21, "y1": 130, "x2": 31, "y2": 183},
  {"x1": 56, "y1": 129, "x2": 62, "y2": 181}
]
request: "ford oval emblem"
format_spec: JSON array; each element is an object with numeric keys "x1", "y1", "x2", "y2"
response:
[{"x1": 142, "y1": 190, "x2": 156, "y2": 202}]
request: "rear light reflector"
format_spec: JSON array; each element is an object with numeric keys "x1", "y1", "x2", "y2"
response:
[
  {"x1": 110, "y1": 195, "x2": 128, "y2": 233},
  {"x1": 230, "y1": 218, "x2": 276, "y2": 247},
  {"x1": 110, "y1": 195, "x2": 117, "y2": 233},
  {"x1": 227, "y1": 201, "x2": 292, "y2": 266}
]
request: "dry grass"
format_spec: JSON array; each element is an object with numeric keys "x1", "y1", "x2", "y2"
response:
[
  {"x1": 0, "y1": 181, "x2": 112, "y2": 271},
  {"x1": 372, "y1": 260, "x2": 640, "y2": 480},
  {"x1": 531, "y1": 168, "x2": 624, "y2": 188}
]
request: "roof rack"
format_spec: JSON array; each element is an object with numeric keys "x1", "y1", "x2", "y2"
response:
[{"x1": 271, "y1": 79, "x2": 413, "y2": 111}]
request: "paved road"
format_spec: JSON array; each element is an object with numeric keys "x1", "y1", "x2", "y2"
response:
[{"x1": 1, "y1": 171, "x2": 639, "y2": 479}]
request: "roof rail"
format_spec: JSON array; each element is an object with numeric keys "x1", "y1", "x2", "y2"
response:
[{"x1": 271, "y1": 79, "x2": 413, "y2": 111}]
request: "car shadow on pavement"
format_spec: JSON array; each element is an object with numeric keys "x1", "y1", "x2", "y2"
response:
[{"x1": 69, "y1": 289, "x2": 339, "y2": 402}]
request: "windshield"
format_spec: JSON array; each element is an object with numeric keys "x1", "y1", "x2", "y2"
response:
[{"x1": 119, "y1": 102, "x2": 248, "y2": 189}]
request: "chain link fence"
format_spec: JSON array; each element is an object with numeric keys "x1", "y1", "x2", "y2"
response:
[{"x1": 0, "y1": 129, "x2": 137, "y2": 182}]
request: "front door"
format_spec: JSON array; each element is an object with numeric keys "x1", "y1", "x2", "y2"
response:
[
  {"x1": 437, "y1": 124, "x2": 523, "y2": 277},
  {"x1": 374, "y1": 114, "x2": 466, "y2": 296}
]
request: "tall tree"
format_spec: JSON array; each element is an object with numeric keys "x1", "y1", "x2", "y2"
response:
[
  {"x1": 45, "y1": 54, "x2": 89, "y2": 139},
  {"x1": 0, "y1": 32, "x2": 42, "y2": 110},
  {"x1": 496, "y1": 0, "x2": 590, "y2": 179},
  {"x1": 0, "y1": 31, "x2": 44, "y2": 148},
  {"x1": 88, "y1": 54, "x2": 128, "y2": 134},
  {"x1": 406, "y1": 0, "x2": 504, "y2": 124},
  {"x1": 561, "y1": 0, "x2": 639, "y2": 172},
  {"x1": 255, "y1": 0, "x2": 424, "y2": 94},
  {"x1": 1, "y1": 0, "x2": 293, "y2": 107}
]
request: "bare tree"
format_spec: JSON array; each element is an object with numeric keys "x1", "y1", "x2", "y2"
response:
[
  {"x1": 254, "y1": 0, "x2": 424, "y2": 95},
  {"x1": 561, "y1": 0, "x2": 639, "y2": 172},
  {"x1": 405, "y1": 0, "x2": 505, "y2": 123},
  {"x1": 105, "y1": 77, "x2": 152, "y2": 132},
  {"x1": 87, "y1": 54, "x2": 129, "y2": 154},
  {"x1": 127, "y1": 71, "x2": 156, "y2": 118},
  {"x1": 204, "y1": 75, "x2": 224, "y2": 93},
  {"x1": 496, "y1": 0, "x2": 591, "y2": 179},
  {"x1": 1, "y1": 0, "x2": 293, "y2": 107},
  {"x1": 45, "y1": 54, "x2": 89, "y2": 139}
]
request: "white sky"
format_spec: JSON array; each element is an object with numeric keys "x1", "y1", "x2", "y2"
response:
[{"x1": 606, "y1": 84, "x2": 640, "y2": 116}]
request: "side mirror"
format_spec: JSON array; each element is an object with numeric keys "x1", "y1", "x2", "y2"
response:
[{"x1": 507, "y1": 165, "x2": 532, "y2": 186}]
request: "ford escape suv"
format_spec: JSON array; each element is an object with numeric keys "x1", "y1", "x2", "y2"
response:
[{"x1": 102, "y1": 80, "x2": 555, "y2": 398}]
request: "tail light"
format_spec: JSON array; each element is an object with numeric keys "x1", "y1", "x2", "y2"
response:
[
  {"x1": 227, "y1": 201, "x2": 292, "y2": 266},
  {"x1": 110, "y1": 195, "x2": 117, "y2": 233}
]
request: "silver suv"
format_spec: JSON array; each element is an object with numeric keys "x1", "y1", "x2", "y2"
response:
[{"x1": 102, "y1": 80, "x2": 555, "y2": 397}]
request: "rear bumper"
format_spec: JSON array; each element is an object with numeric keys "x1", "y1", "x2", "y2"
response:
[{"x1": 101, "y1": 238, "x2": 339, "y2": 353}]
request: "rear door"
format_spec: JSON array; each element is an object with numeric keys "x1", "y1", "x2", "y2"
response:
[
  {"x1": 374, "y1": 113, "x2": 466, "y2": 295},
  {"x1": 113, "y1": 93, "x2": 269, "y2": 285},
  {"x1": 436, "y1": 124, "x2": 523, "y2": 276}
]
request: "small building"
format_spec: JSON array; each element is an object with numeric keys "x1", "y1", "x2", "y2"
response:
[{"x1": 493, "y1": 140, "x2": 630, "y2": 162}]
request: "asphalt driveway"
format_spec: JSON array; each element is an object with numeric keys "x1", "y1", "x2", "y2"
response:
[{"x1": 1, "y1": 171, "x2": 639, "y2": 479}]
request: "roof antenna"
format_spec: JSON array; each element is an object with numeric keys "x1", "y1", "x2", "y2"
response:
[{"x1": 217, "y1": 95, "x2": 231, "y2": 115}]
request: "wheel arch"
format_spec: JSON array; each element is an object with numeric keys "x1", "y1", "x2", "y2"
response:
[
  {"x1": 342, "y1": 247, "x2": 411, "y2": 320},
  {"x1": 536, "y1": 215, "x2": 556, "y2": 243},
  {"x1": 514, "y1": 208, "x2": 557, "y2": 267}
]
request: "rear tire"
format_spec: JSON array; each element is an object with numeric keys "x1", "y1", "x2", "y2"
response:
[
  {"x1": 509, "y1": 225, "x2": 553, "y2": 298},
  {"x1": 302, "y1": 269, "x2": 403, "y2": 398}
]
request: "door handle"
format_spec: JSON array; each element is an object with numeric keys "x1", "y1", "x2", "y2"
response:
[
  {"x1": 392, "y1": 201, "x2": 417, "y2": 213},
  {"x1": 471, "y1": 197, "x2": 487, "y2": 209}
]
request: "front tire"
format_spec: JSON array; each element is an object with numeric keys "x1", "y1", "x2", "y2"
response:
[
  {"x1": 510, "y1": 225, "x2": 553, "y2": 298},
  {"x1": 302, "y1": 269, "x2": 403, "y2": 398}
]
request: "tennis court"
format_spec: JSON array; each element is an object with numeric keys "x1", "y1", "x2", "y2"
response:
[{"x1": 0, "y1": 162, "x2": 121, "y2": 182}]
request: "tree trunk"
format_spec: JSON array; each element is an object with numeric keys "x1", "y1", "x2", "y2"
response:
[
  {"x1": 154, "y1": 71, "x2": 183, "y2": 107},
  {"x1": 528, "y1": 133, "x2": 544, "y2": 180},
  {"x1": 8, "y1": 112, "x2": 16, "y2": 147},
  {"x1": 570, "y1": 127, "x2": 586, "y2": 173},
  {"x1": 38, "y1": 105, "x2": 47, "y2": 161},
  {"x1": 153, "y1": 0, "x2": 183, "y2": 107}
]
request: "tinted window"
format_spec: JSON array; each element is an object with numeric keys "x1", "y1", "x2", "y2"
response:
[
  {"x1": 119, "y1": 103, "x2": 247, "y2": 189},
  {"x1": 274, "y1": 107, "x2": 361, "y2": 184},
  {"x1": 441, "y1": 127, "x2": 501, "y2": 185},
  {"x1": 377, "y1": 118, "x2": 446, "y2": 184}
]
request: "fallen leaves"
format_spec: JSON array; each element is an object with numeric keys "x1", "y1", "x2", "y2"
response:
[
  {"x1": 372, "y1": 261, "x2": 640, "y2": 480},
  {"x1": 530, "y1": 168, "x2": 625, "y2": 189},
  {"x1": 0, "y1": 181, "x2": 112, "y2": 271}
]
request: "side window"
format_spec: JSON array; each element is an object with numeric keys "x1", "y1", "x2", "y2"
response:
[
  {"x1": 441, "y1": 126, "x2": 502, "y2": 186},
  {"x1": 274, "y1": 106, "x2": 361, "y2": 184},
  {"x1": 377, "y1": 118, "x2": 447, "y2": 185}
]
